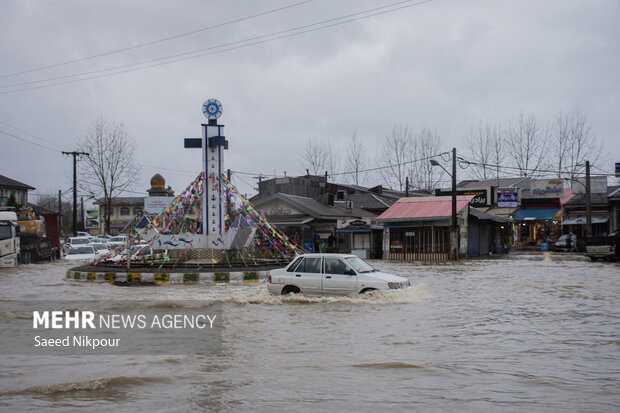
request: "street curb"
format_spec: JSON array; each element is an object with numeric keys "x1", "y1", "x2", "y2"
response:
[{"x1": 65, "y1": 269, "x2": 267, "y2": 285}]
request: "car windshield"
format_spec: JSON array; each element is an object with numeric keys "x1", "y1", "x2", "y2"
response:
[
  {"x1": 344, "y1": 256, "x2": 375, "y2": 273},
  {"x1": 91, "y1": 244, "x2": 107, "y2": 251},
  {"x1": 68, "y1": 247, "x2": 94, "y2": 254},
  {"x1": 71, "y1": 238, "x2": 90, "y2": 245},
  {"x1": 110, "y1": 237, "x2": 126, "y2": 242}
]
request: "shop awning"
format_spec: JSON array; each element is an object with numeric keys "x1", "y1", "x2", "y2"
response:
[
  {"x1": 562, "y1": 215, "x2": 609, "y2": 225},
  {"x1": 512, "y1": 209, "x2": 560, "y2": 221}
]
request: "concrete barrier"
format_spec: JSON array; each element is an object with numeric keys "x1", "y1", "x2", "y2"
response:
[{"x1": 65, "y1": 269, "x2": 270, "y2": 285}]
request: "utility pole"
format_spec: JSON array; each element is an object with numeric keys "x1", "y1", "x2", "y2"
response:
[
  {"x1": 451, "y1": 147, "x2": 458, "y2": 260},
  {"x1": 62, "y1": 151, "x2": 89, "y2": 237},
  {"x1": 58, "y1": 190, "x2": 62, "y2": 234},
  {"x1": 80, "y1": 196, "x2": 85, "y2": 232},
  {"x1": 405, "y1": 177, "x2": 409, "y2": 197},
  {"x1": 585, "y1": 160, "x2": 592, "y2": 237}
]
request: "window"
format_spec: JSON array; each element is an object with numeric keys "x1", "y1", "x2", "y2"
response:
[
  {"x1": 324, "y1": 258, "x2": 349, "y2": 275},
  {"x1": 287, "y1": 256, "x2": 303, "y2": 272},
  {"x1": 120, "y1": 207, "x2": 130, "y2": 216},
  {"x1": 0, "y1": 224, "x2": 12, "y2": 240},
  {"x1": 304, "y1": 257, "x2": 323, "y2": 273},
  {"x1": 134, "y1": 208, "x2": 143, "y2": 216},
  {"x1": 294, "y1": 257, "x2": 322, "y2": 273}
]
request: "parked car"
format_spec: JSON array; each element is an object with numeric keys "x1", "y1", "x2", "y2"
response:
[
  {"x1": 585, "y1": 236, "x2": 615, "y2": 261},
  {"x1": 107, "y1": 235, "x2": 128, "y2": 249},
  {"x1": 65, "y1": 245, "x2": 99, "y2": 263},
  {"x1": 88, "y1": 241, "x2": 110, "y2": 258},
  {"x1": 64, "y1": 237, "x2": 93, "y2": 255},
  {"x1": 267, "y1": 253, "x2": 410, "y2": 296},
  {"x1": 77, "y1": 231, "x2": 93, "y2": 239}
]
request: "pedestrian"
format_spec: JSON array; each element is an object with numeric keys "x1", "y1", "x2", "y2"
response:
[
  {"x1": 614, "y1": 229, "x2": 620, "y2": 261},
  {"x1": 566, "y1": 233, "x2": 572, "y2": 253}
]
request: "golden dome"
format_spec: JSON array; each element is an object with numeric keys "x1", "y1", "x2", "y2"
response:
[{"x1": 150, "y1": 173, "x2": 165, "y2": 189}]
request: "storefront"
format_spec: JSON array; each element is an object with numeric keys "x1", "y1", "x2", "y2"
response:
[
  {"x1": 512, "y1": 208, "x2": 561, "y2": 245},
  {"x1": 378, "y1": 196, "x2": 474, "y2": 261}
]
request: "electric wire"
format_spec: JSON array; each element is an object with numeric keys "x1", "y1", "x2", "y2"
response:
[
  {"x1": 0, "y1": 0, "x2": 433, "y2": 94},
  {"x1": 0, "y1": 128, "x2": 62, "y2": 153},
  {"x1": 0, "y1": 0, "x2": 316, "y2": 79}
]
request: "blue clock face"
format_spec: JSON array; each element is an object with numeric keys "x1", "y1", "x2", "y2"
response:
[{"x1": 202, "y1": 99, "x2": 223, "y2": 119}]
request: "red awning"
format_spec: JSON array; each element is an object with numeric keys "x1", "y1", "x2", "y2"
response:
[{"x1": 377, "y1": 195, "x2": 474, "y2": 221}]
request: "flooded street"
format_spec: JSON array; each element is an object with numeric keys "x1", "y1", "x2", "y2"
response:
[{"x1": 1, "y1": 254, "x2": 619, "y2": 412}]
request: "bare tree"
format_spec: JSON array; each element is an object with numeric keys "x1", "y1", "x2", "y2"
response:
[
  {"x1": 409, "y1": 128, "x2": 445, "y2": 191},
  {"x1": 504, "y1": 113, "x2": 548, "y2": 177},
  {"x1": 325, "y1": 140, "x2": 341, "y2": 180},
  {"x1": 345, "y1": 129, "x2": 368, "y2": 186},
  {"x1": 551, "y1": 107, "x2": 600, "y2": 181},
  {"x1": 377, "y1": 125, "x2": 412, "y2": 191},
  {"x1": 300, "y1": 137, "x2": 328, "y2": 176},
  {"x1": 79, "y1": 118, "x2": 140, "y2": 234}
]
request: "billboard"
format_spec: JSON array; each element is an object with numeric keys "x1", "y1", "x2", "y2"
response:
[
  {"x1": 144, "y1": 197, "x2": 174, "y2": 214},
  {"x1": 497, "y1": 187, "x2": 518, "y2": 208},
  {"x1": 529, "y1": 179, "x2": 564, "y2": 198},
  {"x1": 616, "y1": 162, "x2": 620, "y2": 178},
  {"x1": 85, "y1": 209, "x2": 99, "y2": 229},
  {"x1": 572, "y1": 176, "x2": 607, "y2": 194}
]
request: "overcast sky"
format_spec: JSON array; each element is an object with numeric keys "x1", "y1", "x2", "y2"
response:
[{"x1": 1, "y1": 0, "x2": 619, "y2": 204}]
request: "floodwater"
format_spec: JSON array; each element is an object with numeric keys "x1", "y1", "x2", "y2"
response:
[{"x1": 0, "y1": 254, "x2": 619, "y2": 412}]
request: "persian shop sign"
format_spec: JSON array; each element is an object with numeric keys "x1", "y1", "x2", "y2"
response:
[
  {"x1": 530, "y1": 179, "x2": 563, "y2": 198},
  {"x1": 435, "y1": 189, "x2": 487, "y2": 207},
  {"x1": 497, "y1": 187, "x2": 518, "y2": 208}
]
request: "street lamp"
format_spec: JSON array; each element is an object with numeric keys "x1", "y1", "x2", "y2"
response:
[{"x1": 431, "y1": 148, "x2": 458, "y2": 260}]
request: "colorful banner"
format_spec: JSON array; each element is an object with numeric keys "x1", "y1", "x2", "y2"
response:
[
  {"x1": 615, "y1": 162, "x2": 619, "y2": 178},
  {"x1": 497, "y1": 187, "x2": 518, "y2": 208}
]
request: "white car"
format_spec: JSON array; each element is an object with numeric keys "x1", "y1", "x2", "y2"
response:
[
  {"x1": 107, "y1": 235, "x2": 128, "y2": 249},
  {"x1": 267, "y1": 253, "x2": 410, "y2": 296},
  {"x1": 88, "y1": 242, "x2": 110, "y2": 258},
  {"x1": 65, "y1": 246, "x2": 99, "y2": 263},
  {"x1": 64, "y1": 237, "x2": 92, "y2": 255}
]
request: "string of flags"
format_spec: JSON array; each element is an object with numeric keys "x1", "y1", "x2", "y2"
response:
[{"x1": 92, "y1": 171, "x2": 307, "y2": 266}]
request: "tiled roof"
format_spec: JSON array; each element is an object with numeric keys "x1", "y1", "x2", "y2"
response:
[{"x1": 0, "y1": 174, "x2": 35, "y2": 190}]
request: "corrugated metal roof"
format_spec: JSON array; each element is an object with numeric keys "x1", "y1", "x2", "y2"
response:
[{"x1": 377, "y1": 195, "x2": 473, "y2": 221}]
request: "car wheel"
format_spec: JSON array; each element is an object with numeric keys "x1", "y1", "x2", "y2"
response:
[
  {"x1": 281, "y1": 285, "x2": 300, "y2": 295},
  {"x1": 590, "y1": 257, "x2": 599, "y2": 261},
  {"x1": 360, "y1": 288, "x2": 377, "y2": 294}
]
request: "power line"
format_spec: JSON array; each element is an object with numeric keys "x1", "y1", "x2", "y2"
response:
[
  {"x1": 331, "y1": 150, "x2": 450, "y2": 176},
  {"x1": 0, "y1": 119, "x2": 69, "y2": 151},
  {"x1": 458, "y1": 158, "x2": 611, "y2": 178},
  {"x1": 231, "y1": 150, "x2": 450, "y2": 182},
  {"x1": 0, "y1": 0, "x2": 316, "y2": 79},
  {"x1": 0, "y1": 0, "x2": 433, "y2": 94},
  {"x1": 0, "y1": 128, "x2": 62, "y2": 153}
]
